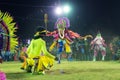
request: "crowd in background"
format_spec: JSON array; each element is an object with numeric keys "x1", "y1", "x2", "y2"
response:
[{"x1": 0, "y1": 36, "x2": 120, "y2": 62}]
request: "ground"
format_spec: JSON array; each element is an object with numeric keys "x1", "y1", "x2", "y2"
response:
[{"x1": 0, "y1": 60, "x2": 120, "y2": 80}]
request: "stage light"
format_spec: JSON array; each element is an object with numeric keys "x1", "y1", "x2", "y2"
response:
[
  {"x1": 55, "y1": 6, "x2": 63, "y2": 15},
  {"x1": 63, "y1": 5, "x2": 70, "y2": 14}
]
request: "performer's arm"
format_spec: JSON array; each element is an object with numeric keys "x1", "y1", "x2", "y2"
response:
[
  {"x1": 68, "y1": 30, "x2": 93, "y2": 39},
  {"x1": 46, "y1": 30, "x2": 56, "y2": 36},
  {"x1": 49, "y1": 41, "x2": 57, "y2": 52},
  {"x1": 68, "y1": 30, "x2": 80, "y2": 38}
]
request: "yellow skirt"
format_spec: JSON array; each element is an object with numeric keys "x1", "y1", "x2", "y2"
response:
[
  {"x1": 64, "y1": 43, "x2": 72, "y2": 53},
  {"x1": 37, "y1": 56, "x2": 54, "y2": 71},
  {"x1": 25, "y1": 56, "x2": 54, "y2": 72}
]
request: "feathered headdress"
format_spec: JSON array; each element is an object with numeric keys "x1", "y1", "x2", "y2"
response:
[{"x1": 0, "y1": 10, "x2": 18, "y2": 51}]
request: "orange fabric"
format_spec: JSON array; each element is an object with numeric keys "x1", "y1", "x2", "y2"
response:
[{"x1": 20, "y1": 56, "x2": 27, "y2": 68}]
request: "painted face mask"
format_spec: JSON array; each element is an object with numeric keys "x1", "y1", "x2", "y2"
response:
[
  {"x1": 54, "y1": 17, "x2": 70, "y2": 29},
  {"x1": 55, "y1": 17, "x2": 70, "y2": 39}
]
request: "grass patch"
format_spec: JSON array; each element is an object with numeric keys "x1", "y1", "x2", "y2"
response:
[{"x1": 0, "y1": 61, "x2": 120, "y2": 80}]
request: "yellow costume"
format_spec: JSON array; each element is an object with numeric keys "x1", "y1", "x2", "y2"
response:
[
  {"x1": 26, "y1": 38, "x2": 55, "y2": 69},
  {"x1": 21, "y1": 27, "x2": 56, "y2": 74}
]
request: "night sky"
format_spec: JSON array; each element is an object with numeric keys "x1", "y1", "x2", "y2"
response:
[{"x1": 0, "y1": 0, "x2": 120, "y2": 40}]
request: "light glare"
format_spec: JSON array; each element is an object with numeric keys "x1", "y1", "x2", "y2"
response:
[
  {"x1": 55, "y1": 7, "x2": 63, "y2": 15},
  {"x1": 63, "y1": 5, "x2": 70, "y2": 13}
]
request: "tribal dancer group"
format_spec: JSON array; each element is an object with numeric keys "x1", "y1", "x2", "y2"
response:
[
  {"x1": 0, "y1": 10, "x2": 108, "y2": 76},
  {"x1": 19, "y1": 17, "x2": 94, "y2": 74}
]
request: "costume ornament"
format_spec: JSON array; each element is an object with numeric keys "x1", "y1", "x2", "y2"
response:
[{"x1": 0, "y1": 10, "x2": 18, "y2": 52}]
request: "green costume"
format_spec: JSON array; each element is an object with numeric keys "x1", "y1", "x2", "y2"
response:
[{"x1": 27, "y1": 38, "x2": 55, "y2": 59}]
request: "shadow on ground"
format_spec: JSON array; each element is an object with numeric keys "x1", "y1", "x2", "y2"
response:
[{"x1": 6, "y1": 72, "x2": 31, "y2": 80}]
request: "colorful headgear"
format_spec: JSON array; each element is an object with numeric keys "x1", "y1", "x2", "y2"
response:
[
  {"x1": 34, "y1": 26, "x2": 46, "y2": 37},
  {"x1": 54, "y1": 17, "x2": 70, "y2": 29},
  {"x1": 96, "y1": 31, "x2": 101, "y2": 37}
]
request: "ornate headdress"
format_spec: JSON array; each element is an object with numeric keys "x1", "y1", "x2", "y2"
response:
[{"x1": 54, "y1": 17, "x2": 70, "y2": 29}]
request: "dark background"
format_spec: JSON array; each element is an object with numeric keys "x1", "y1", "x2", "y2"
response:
[{"x1": 0, "y1": 0, "x2": 120, "y2": 40}]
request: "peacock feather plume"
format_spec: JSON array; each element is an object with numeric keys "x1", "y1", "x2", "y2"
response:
[{"x1": 0, "y1": 10, "x2": 18, "y2": 52}]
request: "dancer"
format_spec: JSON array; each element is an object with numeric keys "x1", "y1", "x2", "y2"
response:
[
  {"x1": 90, "y1": 32, "x2": 106, "y2": 61},
  {"x1": 47, "y1": 17, "x2": 92, "y2": 63},
  {"x1": 20, "y1": 26, "x2": 57, "y2": 74}
]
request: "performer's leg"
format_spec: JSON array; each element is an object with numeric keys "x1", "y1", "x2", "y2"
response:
[
  {"x1": 101, "y1": 47, "x2": 106, "y2": 61},
  {"x1": 20, "y1": 56, "x2": 27, "y2": 69},
  {"x1": 57, "y1": 53, "x2": 61, "y2": 64},
  {"x1": 56, "y1": 51, "x2": 62, "y2": 64},
  {"x1": 67, "y1": 52, "x2": 73, "y2": 61},
  {"x1": 37, "y1": 56, "x2": 54, "y2": 75},
  {"x1": 93, "y1": 50, "x2": 97, "y2": 61},
  {"x1": 49, "y1": 41, "x2": 57, "y2": 52},
  {"x1": 25, "y1": 58, "x2": 34, "y2": 73},
  {"x1": 65, "y1": 43, "x2": 72, "y2": 61},
  {"x1": 35, "y1": 57, "x2": 44, "y2": 74}
]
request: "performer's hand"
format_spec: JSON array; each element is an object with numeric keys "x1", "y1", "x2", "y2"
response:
[
  {"x1": 49, "y1": 48, "x2": 53, "y2": 52},
  {"x1": 84, "y1": 35, "x2": 93, "y2": 39},
  {"x1": 46, "y1": 31, "x2": 50, "y2": 34}
]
